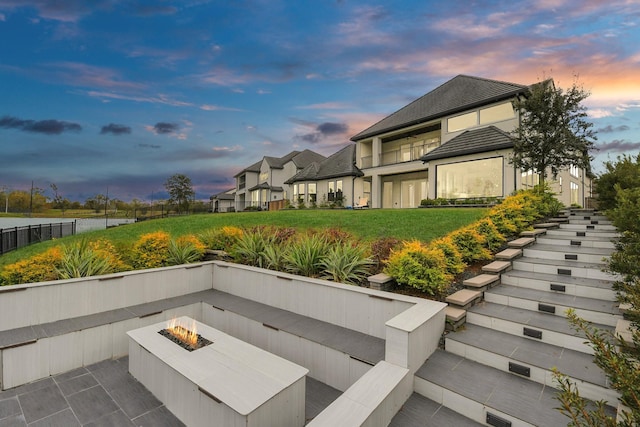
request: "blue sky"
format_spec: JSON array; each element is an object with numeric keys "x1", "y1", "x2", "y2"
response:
[{"x1": 1, "y1": 0, "x2": 639, "y2": 203}]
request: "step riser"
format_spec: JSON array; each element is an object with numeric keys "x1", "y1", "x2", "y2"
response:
[
  {"x1": 466, "y1": 312, "x2": 594, "y2": 354},
  {"x1": 414, "y1": 376, "x2": 536, "y2": 427},
  {"x1": 560, "y1": 224, "x2": 617, "y2": 231},
  {"x1": 535, "y1": 237, "x2": 615, "y2": 249},
  {"x1": 483, "y1": 293, "x2": 620, "y2": 327},
  {"x1": 500, "y1": 275, "x2": 616, "y2": 300},
  {"x1": 522, "y1": 248, "x2": 610, "y2": 264},
  {"x1": 546, "y1": 230, "x2": 620, "y2": 239},
  {"x1": 444, "y1": 339, "x2": 619, "y2": 403},
  {"x1": 512, "y1": 260, "x2": 618, "y2": 281}
]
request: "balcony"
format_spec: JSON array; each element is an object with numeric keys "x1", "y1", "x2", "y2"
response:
[{"x1": 360, "y1": 142, "x2": 438, "y2": 169}]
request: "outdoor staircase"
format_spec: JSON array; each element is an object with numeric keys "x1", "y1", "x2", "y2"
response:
[{"x1": 393, "y1": 209, "x2": 623, "y2": 426}]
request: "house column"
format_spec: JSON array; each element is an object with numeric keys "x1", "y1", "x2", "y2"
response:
[
  {"x1": 372, "y1": 136, "x2": 381, "y2": 167},
  {"x1": 371, "y1": 173, "x2": 381, "y2": 209}
]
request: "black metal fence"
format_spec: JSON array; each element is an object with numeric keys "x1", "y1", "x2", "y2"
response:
[{"x1": 0, "y1": 222, "x2": 76, "y2": 255}]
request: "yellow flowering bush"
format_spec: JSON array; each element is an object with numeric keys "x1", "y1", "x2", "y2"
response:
[
  {"x1": 384, "y1": 240, "x2": 452, "y2": 296},
  {"x1": 0, "y1": 246, "x2": 63, "y2": 285},
  {"x1": 449, "y1": 227, "x2": 492, "y2": 263},
  {"x1": 429, "y1": 237, "x2": 465, "y2": 275},
  {"x1": 199, "y1": 226, "x2": 244, "y2": 251},
  {"x1": 130, "y1": 231, "x2": 171, "y2": 269},
  {"x1": 472, "y1": 218, "x2": 506, "y2": 252}
]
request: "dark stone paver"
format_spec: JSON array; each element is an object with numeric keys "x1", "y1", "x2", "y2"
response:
[{"x1": 0, "y1": 356, "x2": 341, "y2": 426}]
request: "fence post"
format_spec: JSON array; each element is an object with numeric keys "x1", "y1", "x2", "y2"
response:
[{"x1": 0, "y1": 228, "x2": 3, "y2": 255}]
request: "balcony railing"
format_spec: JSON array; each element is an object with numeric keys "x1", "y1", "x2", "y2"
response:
[{"x1": 360, "y1": 142, "x2": 438, "y2": 168}]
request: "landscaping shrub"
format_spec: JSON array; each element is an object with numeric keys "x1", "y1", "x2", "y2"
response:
[
  {"x1": 449, "y1": 227, "x2": 492, "y2": 263},
  {"x1": 369, "y1": 236, "x2": 402, "y2": 274},
  {"x1": 486, "y1": 210, "x2": 519, "y2": 236},
  {"x1": 130, "y1": 231, "x2": 171, "y2": 269},
  {"x1": 167, "y1": 235, "x2": 206, "y2": 265},
  {"x1": 0, "y1": 246, "x2": 62, "y2": 285},
  {"x1": 472, "y1": 218, "x2": 506, "y2": 252},
  {"x1": 199, "y1": 226, "x2": 243, "y2": 251},
  {"x1": 384, "y1": 240, "x2": 452, "y2": 297},
  {"x1": 56, "y1": 239, "x2": 119, "y2": 279},
  {"x1": 429, "y1": 237, "x2": 465, "y2": 275},
  {"x1": 230, "y1": 228, "x2": 276, "y2": 268},
  {"x1": 319, "y1": 243, "x2": 373, "y2": 285},
  {"x1": 283, "y1": 233, "x2": 330, "y2": 277}
]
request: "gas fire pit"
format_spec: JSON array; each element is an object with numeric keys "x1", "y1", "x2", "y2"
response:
[{"x1": 127, "y1": 316, "x2": 308, "y2": 427}]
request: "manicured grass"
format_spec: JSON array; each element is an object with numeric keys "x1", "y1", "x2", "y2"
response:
[{"x1": 0, "y1": 208, "x2": 486, "y2": 268}]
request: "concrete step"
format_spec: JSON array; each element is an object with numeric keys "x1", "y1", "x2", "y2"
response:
[
  {"x1": 389, "y1": 392, "x2": 483, "y2": 426},
  {"x1": 536, "y1": 236, "x2": 616, "y2": 250},
  {"x1": 484, "y1": 284, "x2": 621, "y2": 326},
  {"x1": 560, "y1": 223, "x2": 617, "y2": 231},
  {"x1": 567, "y1": 219, "x2": 613, "y2": 226},
  {"x1": 546, "y1": 229, "x2": 620, "y2": 239},
  {"x1": 414, "y1": 350, "x2": 615, "y2": 427},
  {"x1": 466, "y1": 301, "x2": 616, "y2": 354},
  {"x1": 522, "y1": 244, "x2": 612, "y2": 264},
  {"x1": 512, "y1": 256, "x2": 619, "y2": 281},
  {"x1": 500, "y1": 269, "x2": 617, "y2": 300},
  {"x1": 444, "y1": 324, "x2": 618, "y2": 403}
]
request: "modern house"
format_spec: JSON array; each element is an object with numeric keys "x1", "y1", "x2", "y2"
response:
[
  {"x1": 233, "y1": 149, "x2": 326, "y2": 211},
  {"x1": 285, "y1": 144, "x2": 364, "y2": 208},
  {"x1": 215, "y1": 75, "x2": 593, "y2": 211},
  {"x1": 350, "y1": 75, "x2": 592, "y2": 208}
]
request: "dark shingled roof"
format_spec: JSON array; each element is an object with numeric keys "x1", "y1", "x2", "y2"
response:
[
  {"x1": 247, "y1": 182, "x2": 283, "y2": 192},
  {"x1": 285, "y1": 144, "x2": 363, "y2": 184},
  {"x1": 210, "y1": 189, "x2": 235, "y2": 200},
  {"x1": 420, "y1": 126, "x2": 514, "y2": 162},
  {"x1": 234, "y1": 149, "x2": 325, "y2": 177},
  {"x1": 351, "y1": 75, "x2": 529, "y2": 141}
]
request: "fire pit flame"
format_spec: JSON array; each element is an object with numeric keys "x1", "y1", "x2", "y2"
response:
[
  {"x1": 159, "y1": 317, "x2": 212, "y2": 351},
  {"x1": 167, "y1": 317, "x2": 199, "y2": 347}
]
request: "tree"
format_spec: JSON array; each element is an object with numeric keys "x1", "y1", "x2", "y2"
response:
[
  {"x1": 595, "y1": 154, "x2": 640, "y2": 211},
  {"x1": 165, "y1": 174, "x2": 195, "y2": 213},
  {"x1": 511, "y1": 77, "x2": 597, "y2": 184}
]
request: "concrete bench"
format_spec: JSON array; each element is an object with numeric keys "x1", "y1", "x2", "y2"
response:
[{"x1": 0, "y1": 289, "x2": 385, "y2": 391}]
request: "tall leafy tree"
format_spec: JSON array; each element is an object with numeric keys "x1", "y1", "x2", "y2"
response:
[
  {"x1": 511, "y1": 77, "x2": 597, "y2": 183},
  {"x1": 165, "y1": 174, "x2": 195, "y2": 213}
]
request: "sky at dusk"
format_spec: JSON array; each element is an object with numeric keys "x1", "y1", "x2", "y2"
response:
[{"x1": 1, "y1": 0, "x2": 640, "y2": 203}]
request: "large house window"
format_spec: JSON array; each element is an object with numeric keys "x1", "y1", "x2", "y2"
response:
[
  {"x1": 259, "y1": 172, "x2": 269, "y2": 181},
  {"x1": 437, "y1": 157, "x2": 503, "y2": 199},
  {"x1": 308, "y1": 183, "x2": 317, "y2": 203},
  {"x1": 363, "y1": 180, "x2": 371, "y2": 203},
  {"x1": 238, "y1": 174, "x2": 246, "y2": 190},
  {"x1": 479, "y1": 102, "x2": 515, "y2": 125},
  {"x1": 570, "y1": 164, "x2": 580, "y2": 178},
  {"x1": 251, "y1": 190, "x2": 260, "y2": 206},
  {"x1": 297, "y1": 183, "x2": 305, "y2": 202},
  {"x1": 571, "y1": 182, "x2": 579, "y2": 205},
  {"x1": 521, "y1": 169, "x2": 539, "y2": 189},
  {"x1": 447, "y1": 111, "x2": 477, "y2": 132},
  {"x1": 328, "y1": 180, "x2": 343, "y2": 202}
]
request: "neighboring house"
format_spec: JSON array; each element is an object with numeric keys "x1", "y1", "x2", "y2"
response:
[
  {"x1": 350, "y1": 75, "x2": 592, "y2": 208},
  {"x1": 233, "y1": 149, "x2": 326, "y2": 210},
  {"x1": 285, "y1": 144, "x2": 364, "y2": 208},
  {"x1": 209, "y1": 188, "x2": 236, "y2": 213}
]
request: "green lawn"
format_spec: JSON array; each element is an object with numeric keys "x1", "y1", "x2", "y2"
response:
[{"x1": 0, "y1": 208, "x2": 487, "y2": 268}]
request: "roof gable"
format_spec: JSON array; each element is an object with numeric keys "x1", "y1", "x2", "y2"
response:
[
  {"x1": 420, "y1": 126, "x2": 514, "y2": 162},
  {"x1": 286, "y1": 144, "x2": 363, "y2": 184},
  {"x1": 351, "y1": 75, "x2": 529, "y2": 141}
]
